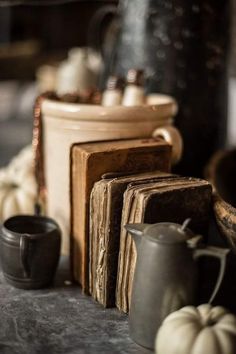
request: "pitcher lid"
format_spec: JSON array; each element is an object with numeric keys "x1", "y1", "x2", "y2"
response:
[{"x1": 144, "y1": 221, "x2": 194, "y2": 244}]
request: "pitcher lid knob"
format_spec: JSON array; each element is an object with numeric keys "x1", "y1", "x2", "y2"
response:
[{"x1": 144, "y1": 220, "x2": 194, "y2": 244}]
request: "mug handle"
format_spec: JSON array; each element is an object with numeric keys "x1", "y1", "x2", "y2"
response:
[
  {"x1": 152, "y1": 126, "x2": 183, "y2": 165},
  {"x1": 20, "y1": 234, "x2": 31, "y2": 278},
  {"x1": 193, "y1": 246, "x2": 230, "y2": 303}
]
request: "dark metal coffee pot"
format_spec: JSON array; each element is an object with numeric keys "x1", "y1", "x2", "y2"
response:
[
  {"x1": 125, "y1": 221, "x2": 229, "y2": 349},
  {"x1": 96, "y1": 0, "x2": 229, "y2": 176},
  {"x1": 0, "y1": 215, "x2": 61, "y2": 289}
]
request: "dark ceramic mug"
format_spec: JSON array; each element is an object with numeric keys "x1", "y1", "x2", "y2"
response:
[{"x1": 0, "y1": 215, "x2": 61, "y2": 289}]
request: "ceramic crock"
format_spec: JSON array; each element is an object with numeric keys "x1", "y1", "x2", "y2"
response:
[{"x1": 42, "y1": 94, "x2": 181, "y2": 255}]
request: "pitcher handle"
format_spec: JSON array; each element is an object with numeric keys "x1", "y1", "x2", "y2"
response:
[
  {"x1": 20, "y1": 234, "x2": 31, "y2": 278},
  {"x1": 152, "y1": 126, "x2": 183, "y2": 165},
  {"x1": 193, "y1": 246, "x2": 230, "y2": 303}
]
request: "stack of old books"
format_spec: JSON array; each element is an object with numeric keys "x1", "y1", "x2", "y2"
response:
[{"x1": 70, "y1": 138, "x2": 212, "y2": 313}]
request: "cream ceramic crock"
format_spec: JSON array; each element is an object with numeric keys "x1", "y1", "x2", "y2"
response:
[{"x1": 42, "y1": 94, "x2": 182, "y2": 255}]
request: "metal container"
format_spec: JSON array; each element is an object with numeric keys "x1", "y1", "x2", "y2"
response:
[
  {"x1": 104, "y1": 0, "x2": 230, "y2": 175},
  {"x1": 126, "y1": 222, "x2": 229, "y2": 349},
  {"x1": 0, "y1": 215, "x2": 61, "y2": 289}
]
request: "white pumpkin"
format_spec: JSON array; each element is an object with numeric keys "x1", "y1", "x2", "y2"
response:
[
  {"x1": 155, "y1": 304, "x2": 236, "y2": 354},
  {"x1": 0, "y1": 146, "x2": 37, "y2": 221}
]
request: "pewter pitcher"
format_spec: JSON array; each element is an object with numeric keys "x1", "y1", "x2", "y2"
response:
[{"x1": 126, "y1": 222, "x2": 229, "y2": 349}]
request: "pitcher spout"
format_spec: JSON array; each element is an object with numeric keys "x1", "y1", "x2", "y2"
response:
[{"x1": 125, "y1": 223, "x2": 148, "y2": 250}]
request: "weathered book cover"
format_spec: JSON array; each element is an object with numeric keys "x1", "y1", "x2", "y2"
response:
[
  {"x1": 71, "y1": 138, "x2": 171, "y2": 291},
  {"x1": 116, "y1": 178, "x2": 212, "y2": 313},
  {"x1": 89, "y1": 171, "x2": 175, "y2": 307}
]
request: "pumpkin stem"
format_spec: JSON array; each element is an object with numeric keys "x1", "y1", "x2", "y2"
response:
[
  {"x1": 206, "y1": 319, "x2": 217, "y2": 326},
  {"x1": 203, "y1": 314, "x2": 217, "y2": 326}
]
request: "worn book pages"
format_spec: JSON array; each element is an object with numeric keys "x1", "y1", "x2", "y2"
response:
[
  {"x1": 115, "y1": 178, "x2": 188, "y2": 311},
  {"x1": 71, "y1": 138, "x2": 171, "y2": 291},
  {"x1": 89, "y1": 171, "x2": 174, "y2": 307},
  {"x1": 116, "y1": 178, "x2": 212, "y2": 313},
  {"x1": 116, "y1": 178, "x2": 192, "y2": 312}
]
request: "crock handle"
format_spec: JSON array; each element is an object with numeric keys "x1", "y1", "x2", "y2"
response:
[
  {"x1": 152, "y1": 126, "x2": 183, "y2": 165},
  {"x1": 20, "y1": 234, "x2": 31, "y2": 278},
  {"x1": 193, "y1": 246, "x2": 230, "y2": 303}
]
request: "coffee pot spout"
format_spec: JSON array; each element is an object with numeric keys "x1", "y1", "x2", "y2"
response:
[{"x1": 125, "y1": 223, "x2": 149, "y2": 250}]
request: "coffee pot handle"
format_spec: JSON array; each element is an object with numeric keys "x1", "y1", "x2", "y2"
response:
[
  {"x1": 20, "y1": 234, "x2": 31, "y2": 278},
  {"x1": 193, "y1": 246, "x2": 230, "y2": 303}
]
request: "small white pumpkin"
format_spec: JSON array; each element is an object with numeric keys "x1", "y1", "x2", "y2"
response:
[
  {"x1": 155, "y1": 304, "x2": 236, "y2": 354},
  {"x1": 0, "y1": 146, "x2": 37, "y2": 221}
]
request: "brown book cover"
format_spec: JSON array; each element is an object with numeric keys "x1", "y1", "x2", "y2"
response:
[
  {"x1": 89, "y1": 171, "x2": 176, "y2": 307},
  {"x1": 116, "y1": 178, "x2": 212, "y2": 313},
  {"x1": 71, "y1": 138, "x2": 171, "y2": 291}
]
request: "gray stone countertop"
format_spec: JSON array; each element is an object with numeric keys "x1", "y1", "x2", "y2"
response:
[{"x1": 0, "y1": 257, "x2": 151, "y2": 354}]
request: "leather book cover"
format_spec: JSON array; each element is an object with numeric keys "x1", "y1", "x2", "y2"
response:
[
  {"x1": 71, "y1": 138, "x2": 171, "y2": 291},
  {"x1": 115, "y1": 177, "x2": 197, "y2": 311},
  {"x1": 116, "y1": 178, "x2": 212, "y2": 313},
  {"x1": 116, "y1": 178, "x2": 192, "y2": 312},
  {"x1": 89, "y1": 171, "x2": 175, "y2": 307}
]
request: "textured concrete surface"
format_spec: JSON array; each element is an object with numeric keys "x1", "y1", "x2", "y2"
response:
[{"x1": 0, "y1": 258, "x2": 151, "y2": 354}]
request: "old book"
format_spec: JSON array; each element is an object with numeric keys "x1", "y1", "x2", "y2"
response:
[
  {"x1": 89, "y1": 171, "x2": 177, "y2": 307},
  {"x1": 115, "y1": 179, "x2": 191, "y2": 311},
  {"x1": 71, "y1": 138, "x2": 171, "y2": 291},
  {"x1": 116, "y1": 178, "x2": 212, "y2": 313}
]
